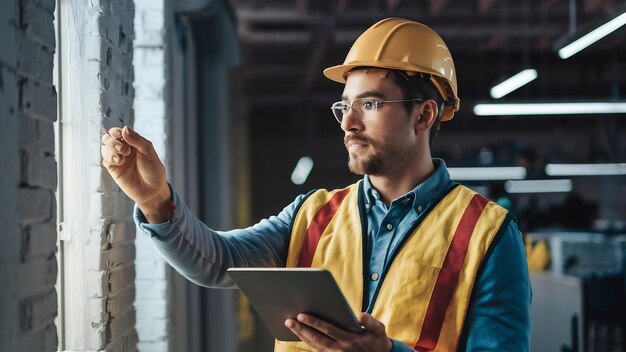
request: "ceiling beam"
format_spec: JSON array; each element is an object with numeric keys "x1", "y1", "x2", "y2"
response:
[
  {"x1": 236, "y1": 7, "x2": 570, "y2": 24},
  {"x1": 238, "y1": 25, "x2": 564, "y2": 44}
]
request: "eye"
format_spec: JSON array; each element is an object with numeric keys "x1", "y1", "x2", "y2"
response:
[{"x1": 361, "y1": 100, "x2": 378, "y2": 110}]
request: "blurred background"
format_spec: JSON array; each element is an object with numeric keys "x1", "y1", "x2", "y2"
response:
[
  {"x1": 0, "y1": 0, "x2": 624, "y2": 351},
  {"x1": 231, "y1": 0, "x2": 626, "y2": 228},
  {"x1": 167, "y1": 1, "x2": 626, "y2": 351}
]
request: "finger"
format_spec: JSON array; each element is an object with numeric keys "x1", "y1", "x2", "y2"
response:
[
  {"x1": 297, "y1": 313, "x2": 353, "y2": 341},
  {"x1": 102, "y1": 136, "x2": 131, "y2": 158},
  {"x1": 101, "y1": 145, "x2": 125, "y2": 166},
  {"x1": 121, "y1": 126, "x2": 154, "y2": 156},
  {"x1": 358, "y1": 313, "x2": 386, "y2": 334},
  {"x1": 108, "y1": 127, "x2": 124, "y2": 139},
  {"x1": 101, "y1": 132, "x2": 113, "y2": 145},
  {"x1": 285, "y1": 319, "x2": 312, "y2": 343},
  {"x1": 285, "y1": 319, "x2": 337, "y2": 351}
]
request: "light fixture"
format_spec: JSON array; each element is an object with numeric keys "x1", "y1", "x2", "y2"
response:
[
  {"x1": 490, "y1": 69, "x2": 538, "y2": 99},
  {"x1": 505, "y1": 179, "x2": 573, "y2": 193},
  {"x1": 545, "y1": 163, "x2": 626, "y2": 176},
  {"x1": 558, "y1": 11, "x2": 626, "y2": 59},
  {"x1": 473, "y1": 102, "x2": 626, "y2": 116},
  {"x1": 448, "y1": 167, "x2": 526, "y2": 181},
  {"x1": 291, "y1": 156, "x2": 314, "y2": 185}
]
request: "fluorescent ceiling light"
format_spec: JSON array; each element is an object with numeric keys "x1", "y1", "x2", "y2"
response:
[
  {"x1": 558, "y1": 12, "x2": 626, "y2": 59},
  {"x1": 505, "y1": 179, "x2": 573, "y2": 193},
  {"x1": 490, "y1": 69, "x2": 538, "y2": 99},
  {"x1": 473, "y1": 102, "x2": 626, "y2": 116},
  {"x1": 545, "y1": 163, "x2": 626, "y2": 176},
  {"x1": 448, "y1": 167, "x2": 526, "y2": 181},
  {"x1": 291, "y1": 156, "x2": 314, "y2": 185}
]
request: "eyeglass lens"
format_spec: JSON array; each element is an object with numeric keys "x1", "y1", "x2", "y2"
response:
[{"x1": 331, "y1": 100, "x2": 368, "y2": 123}]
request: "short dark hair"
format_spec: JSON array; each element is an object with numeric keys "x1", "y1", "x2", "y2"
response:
[{"x1": 388, "y1": 70, "x2": 445, "y2": 145}]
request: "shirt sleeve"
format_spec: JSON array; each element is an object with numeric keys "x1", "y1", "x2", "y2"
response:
[
  {"x1": 134, "y1": 184, "x2": 308, "y2": 288},
  {"x1": 459, "y1": 217, "x2": 531, "y2": 351},
  {"x1": 391, "y1": 339, "x2": 416, "y2": 352}
]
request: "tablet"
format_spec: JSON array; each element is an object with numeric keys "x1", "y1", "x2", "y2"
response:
[{"x1": 227, "y1": 267, "x2": 364, "y2": 341}]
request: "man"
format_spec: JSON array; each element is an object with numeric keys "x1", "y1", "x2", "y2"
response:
[{"x1": 101, "y1": 18, "x2": 530, "y2": 352}]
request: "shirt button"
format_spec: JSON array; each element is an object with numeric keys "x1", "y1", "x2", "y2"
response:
[
  {"x1": 371, "y1": 273, "x2": 379, "y2": 281},
  {"x1": 417, "y1": 205, "x2": 423, "y2": 212},
  {"x1": 386, "y1": 223, "x2": 393, "y2": 230},
  {"x1": 365, "y1": 203, "x2": 371, "y2": 209}
]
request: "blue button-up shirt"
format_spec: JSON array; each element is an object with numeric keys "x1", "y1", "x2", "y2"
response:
[
  {"x1": 361, "y1": 162, "x2": 455, "y2": 313},
  {"x1": 136, "y1": 159, "x2": 531, "y2": 351}
]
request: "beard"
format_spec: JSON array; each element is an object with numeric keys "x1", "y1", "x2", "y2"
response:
[{"x1": 345, "y1": 134, "x2": 410, "y2": 176}]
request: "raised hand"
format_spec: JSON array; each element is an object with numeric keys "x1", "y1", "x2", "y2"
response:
[{"x1": 100, "y1": 126, "x2": 172, "y2": 223}]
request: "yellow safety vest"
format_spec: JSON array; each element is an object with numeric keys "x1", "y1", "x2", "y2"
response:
[{"x1": 275, "y1": 181, "x2": 509, "y2": 352}]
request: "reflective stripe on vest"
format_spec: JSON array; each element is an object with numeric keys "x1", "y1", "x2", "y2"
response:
[
  {"x1": 414, "y1": 193, "x2": 490, "y2": 351},
  {"x1": 297, "y1": 187, "x2": 351, "y2": 267}
]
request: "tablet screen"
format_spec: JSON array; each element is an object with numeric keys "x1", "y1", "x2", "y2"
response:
[{"x1": 227, "y1": 267, "x2": 364, "y2": 341}]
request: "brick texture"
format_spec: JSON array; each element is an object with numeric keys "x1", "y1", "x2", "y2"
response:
[
  {"x1": 14, "y1": 0, "x2": 58, "y2": 350},
  {"x1": 0, "y1": 0, "x2": 247, "y2": 350},
  {"x1": 97, "y1": 1, "x2": 139, "y2": 350},
  {"x1": 5, "y1": 0, "x2": 141, "y2": 350}
]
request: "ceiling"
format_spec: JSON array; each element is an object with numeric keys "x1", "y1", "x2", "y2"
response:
[{"x1": 231, "y1": 0, "x2": 626, "y2": 118}]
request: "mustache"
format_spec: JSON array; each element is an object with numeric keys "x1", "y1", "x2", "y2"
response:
[{"x1": 344, "y1": 134, "x2": 374, "y2": 145}]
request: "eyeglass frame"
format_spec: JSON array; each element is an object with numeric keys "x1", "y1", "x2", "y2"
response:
[{"x1": 330, "y1": 97, "x2": 424, "y2": 123}]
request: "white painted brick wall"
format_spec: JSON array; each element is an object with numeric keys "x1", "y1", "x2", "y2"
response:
[
  {"x1": 133, "y1": 0, "x2": 171, "y2": 350},
  {"x1": 98, "y1": 0, "x2": 139, "y2": 350},
  {"x1": 56, "y1": 0, "x2": 138, "y2": 350},
  {"x1": 14, "y1": 0, "x2": 59, "y2": 351}
]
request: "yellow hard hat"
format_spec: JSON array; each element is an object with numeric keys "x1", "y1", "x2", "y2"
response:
[{"x1": 324, "y1": 18, "x2": 460, "y2": 121}]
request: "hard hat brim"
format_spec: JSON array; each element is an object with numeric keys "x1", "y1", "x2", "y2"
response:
[{"x1": 324, "y1": 62, "x2": 445, "y2": 84}]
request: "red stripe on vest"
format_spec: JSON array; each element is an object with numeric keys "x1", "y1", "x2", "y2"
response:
[
  {"x1": 297, "y1": 188, "x2": 351, "y2": 267},
  {"x1": 414, "y1": 194, "x2": 490, "y2": 351}
]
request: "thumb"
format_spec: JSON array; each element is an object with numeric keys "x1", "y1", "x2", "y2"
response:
[
  {"x1": 358, "y1": 313, "x2": 372, "y2": 326},
  {"x1": 358, "y1": 313, "x2": 385, "y2": 333},
  {"x1": 122, "y1": 126, "x2": 152, "y2": 154}
]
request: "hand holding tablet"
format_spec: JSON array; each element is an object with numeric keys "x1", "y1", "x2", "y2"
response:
[{"x1": 227, "y1": 268, "x2": 364, "y2": 341}]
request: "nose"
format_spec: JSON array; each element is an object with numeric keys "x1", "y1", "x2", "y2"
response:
[{"x1": 340, "y1": 107, "x2": 363, "y2": 133}]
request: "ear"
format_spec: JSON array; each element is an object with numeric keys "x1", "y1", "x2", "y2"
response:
[{"x1": 413, "y1": 100, "x2": 438, "y2": 135}]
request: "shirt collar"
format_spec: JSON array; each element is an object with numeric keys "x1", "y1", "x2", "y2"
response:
[{"x1": 362, "y1": 158, "x2": 451, "y2": 212}]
